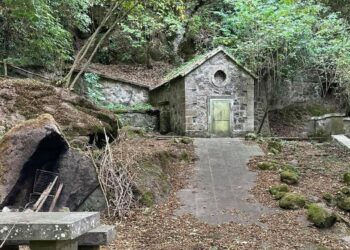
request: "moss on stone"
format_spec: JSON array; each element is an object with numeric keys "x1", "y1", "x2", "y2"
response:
[
  {"x1": 257, "y1": 161, "x2": 277, "y2": 170},
  {"x1": 245, "y1": 133, "x2": 258, "y2": 141},
  {"x1": 323, "y1": 193, "x2": 336, "y2": 206},
  {"x1": 337, "y1": 195, "x2": 350, "y2": 211},
  {"x1": 180, "y1": 151, "x2": 191, "y2": 162},
  {"x1": 281, "y1": 164, "x2": 299, "y2": 174},
  {"x1": 141, "y1": 191, "x2": 154, "y2": 207},
  {"x1": 280, "y1": 170, "x2": 299, "y2": 185},
  {"x1": 269, "y1": 184, "x2": 289, "y2": 200},
  {"x1": 279, "y1": 193, "x2": 305, "y2": 209},
  {"x1": 307, "y1": 203, "x2": 337, "y2": 228},
  {"x1": 344, "y1": 172, "x2": 350, "y2": 185},
  {"x1": 268, "y1": 139, "x2": 282, "y2": 153},
  {"x1": 180, "y1": 137, "x2": 193, "y2": 144},
  {"x1": 341, "y1": 186, "x2": 350, "y2": 195},
  {"x1": 120, "y1": 126, "x2": 146, "y2": 138}
]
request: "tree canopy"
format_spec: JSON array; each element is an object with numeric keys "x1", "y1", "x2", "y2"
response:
[{"x1": 0, "y1": 0, "x2": 349, "y2": 99}]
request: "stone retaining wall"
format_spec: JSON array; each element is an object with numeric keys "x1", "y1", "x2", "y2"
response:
[
  {"x1": 118, "y1": 110, "x2": 159, "y2": 131},
  {"x1": 307, "y1": 113, "x2": 346, "y2": 136},
  {"x1": 99, "y1": 78, "x2": 149, "y2": 106}
]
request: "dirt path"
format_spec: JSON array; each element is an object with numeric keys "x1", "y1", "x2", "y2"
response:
[{"x1": 176, "y1": 138, "x2": 274, "y2": 224}]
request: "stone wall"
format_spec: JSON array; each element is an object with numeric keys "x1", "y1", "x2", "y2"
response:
[
  {"x1": 150, "y1": 78, "x2": 186, "y2": 135},
  {"x1": 273, "y1": 80, "x2": 321, "y2": 109},
  {"x1": 184, "y1": 51, "x2": 255, "y2": 137},
  {"x1": 307, "y1": 113, "x2": 346, "y2": 136},
  {"x1": 99, "y1": 78, "x2": 149, "y2": 105},
  {"x1": 118, "y1": 111, "x2": 159, "y2": 131}
]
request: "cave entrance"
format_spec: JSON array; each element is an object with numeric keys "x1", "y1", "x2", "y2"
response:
[{"x1": 0, "y1": 131, "x2": 68, "y2": 210}]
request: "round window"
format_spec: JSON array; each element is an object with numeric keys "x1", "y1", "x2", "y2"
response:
[{"x1": 213, "y1": 70, "x2": 227, "y2": 87}]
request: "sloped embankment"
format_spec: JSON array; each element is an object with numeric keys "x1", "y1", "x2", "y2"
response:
[{"x1": 0, "y1": 78, "x2": 119, "y2": 140}]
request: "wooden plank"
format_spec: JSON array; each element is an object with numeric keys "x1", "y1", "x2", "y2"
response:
[
  {"x1": 49, "y1": 183, "x2": 64, "y2": 212},
  {"x1": 35, "y1": 176, "x2": 58, "y2": 212}
]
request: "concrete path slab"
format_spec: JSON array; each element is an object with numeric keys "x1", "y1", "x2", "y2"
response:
[{"x1": 176, "y1": 138, "x2": 273, "y2": 225}]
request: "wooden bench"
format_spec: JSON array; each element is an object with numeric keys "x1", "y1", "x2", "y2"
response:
[{"x1": 0, "y1": 212, "x2": 116, "y2": 250}]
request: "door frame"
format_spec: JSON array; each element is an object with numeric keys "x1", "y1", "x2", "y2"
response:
[{"x1": 208, "y1": 97, "x2": 233, "y2": 137}]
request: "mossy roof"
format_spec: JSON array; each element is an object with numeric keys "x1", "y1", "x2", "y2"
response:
[{"x1": 151, "y1": 47, "x2": 258, "y2": 91}]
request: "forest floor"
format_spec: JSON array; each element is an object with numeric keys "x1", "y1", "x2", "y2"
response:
[{"x1": 108, "y1": 138, "x2": 350, "y2": 250}]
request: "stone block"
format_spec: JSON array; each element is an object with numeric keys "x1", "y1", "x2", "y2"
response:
[
  {"x1": 0, "y1": 212, "x2": 100, "y2": 241},
  {"x1": 78, "y1": 225, "x2": 116, "y2": 246}
]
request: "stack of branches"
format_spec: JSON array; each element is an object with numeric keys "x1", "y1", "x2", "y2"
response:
[{"x1": 89, "y1": 131, "x2": 136, "y2": 218}]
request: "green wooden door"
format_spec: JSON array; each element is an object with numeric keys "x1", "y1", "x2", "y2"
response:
[{"x1": 210, "y1": 99, "x2": 231, "y2": 137}]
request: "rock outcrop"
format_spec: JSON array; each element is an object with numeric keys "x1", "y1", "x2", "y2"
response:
[
  {"x1": 0, "y1": 114, "x2": 100, "y2": 211},
  {"x1": 0, "y1": 79, "x2": 118, "y2": 140}
]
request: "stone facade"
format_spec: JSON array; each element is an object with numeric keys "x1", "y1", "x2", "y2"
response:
[
  {"x1": 99, "y1": 78, "x2": 149, "y2": 105},
  {"x1": 184, "y1": 52, "x2": 255, "y2": 137},
  {"x1": 150, "y1": 78, "x2": 186, "y2": 134},
  {"x1": 150, "y1": 50, "x2": 255, "y2": 137}
]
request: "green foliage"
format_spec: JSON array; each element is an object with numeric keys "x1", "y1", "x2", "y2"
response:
[
  {"x1": 0, "y1": 0, "x2": 73, "y2": 67},
  {"x1": 215, "y1": 0, "x2": 350, "y2": 101},
  {"x1": 105, "y1": 0, "x2": 186, "y2": 64},
  {"x1": 49, "y1": 0, "x2": 93, "y2": 32},
  {"x1": 84, "y1": 73, "x2": 106, "y2": 104}
]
